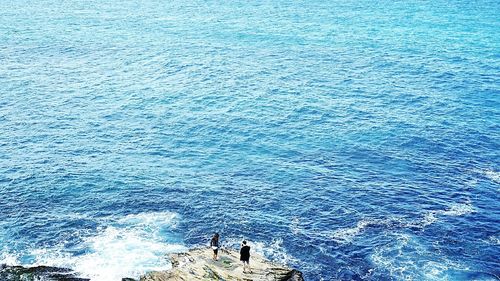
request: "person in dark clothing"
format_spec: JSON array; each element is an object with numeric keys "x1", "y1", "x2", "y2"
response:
[
  {"x1": 240, "y1": 240, "x2": 251, "y2": 273},
  {"x1": 210, "y1": 233, "x2": 220, "y2": 260}
]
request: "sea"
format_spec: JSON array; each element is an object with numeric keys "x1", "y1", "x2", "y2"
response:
[{"x1": 0, "y1": 0, "x2": 499, "y2": 280}]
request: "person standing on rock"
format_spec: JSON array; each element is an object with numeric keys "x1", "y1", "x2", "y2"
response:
[
  {"x1": 210, "y1": 233, "x2": 220, "y2": 261},
  {"x1": 240, "y1": 240, "x2": 251, "y2": 273}
]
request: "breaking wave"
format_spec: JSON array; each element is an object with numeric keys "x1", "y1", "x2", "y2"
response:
[{"x1": 1, "y1": 212, "x2": 186, "y2": 281}]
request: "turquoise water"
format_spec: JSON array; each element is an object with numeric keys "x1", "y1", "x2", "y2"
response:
[{"x1": 0, "y1": 0, "x2": 499, "y2": 280}]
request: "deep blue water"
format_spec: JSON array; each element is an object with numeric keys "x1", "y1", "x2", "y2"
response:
[{"x1": 0, "y1": 0, "x2": 499, "y2": 280}]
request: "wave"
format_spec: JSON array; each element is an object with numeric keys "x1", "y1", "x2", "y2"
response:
[
  {"x1": 1, "y1": 212, "x2": 186, "y2": 281},
  {"x1": 370, "y1": 233, "x2": 497, "y2": 281},
  {"x1": 332, "y1": 220, "x2": 371, "y2": 243},
  {"x1": 483, "y1": 169, "x2": 500, "y2": 184},
  {"x1": 329, "y1": 202, "x2": 475, "y2": 244},
  {"x1": 220, "y1": 236, "x2": 299, "y2": 266},
  {"x1": 0, "y1": 251, "x2": 19, "y2": 266},
  {"x1": 439, "y1": 202, "x2": 475, "y2": 217},
  {"x1": 486, "y1": 235, "x2": 500, "y2": 246},
  {"x1": 471, "y1": 168, "x2": 500, "y2": 184},
  {"x1": 252, "y1": 238, "x2": 300, "y2": 265},
  {"x1": 371, "y1": 233, "x2": 458, "y2": 280},
  {"x1": 420, "y1": 201, "x2": 475, "y2": 227}
]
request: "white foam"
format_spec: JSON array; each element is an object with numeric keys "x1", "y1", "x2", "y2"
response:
[
  {"x1": 74, "y1": 228, "x2": 185, "y2": 280},
  {"x1": 371, "y1": 233, "x2": 470, "y2": 281},
  {"x1": 371, "y1": 233, "x2": 412, "y2": 279},
  {"x1": 417, "y1": 201, "x2": 474, "y2": 230},
  {"x1": 221, "y1": 237, "x2": 298, "y2": 266},
  {"x1": 331, "y1": 220, "x2": 370, "y2": 243},
  {"x1": 330, "y1": 202, "x2": 475, "y2": 245},
  {"x1": 483, "y1": 169, "x2": 500, "y2": 184},
  {"x1": 115, "y1": 212, "x2": 179, "y2": 229},
  {"x1": 253, "y1": 238, "x2": 299, "y2": 265},
  {"x1": 25, "y1": 212, "x2": 186, "y2": 281},
  {"x1": 0, "y1": 251, "x2": 20, "y2": 265},
  {"x1": 289, "y1": 217, "x2": 301, "y2": 235},
  {"x1": 486, "y1": 235, "x2": 500, "y2": 246},
  {"x1": 421, "y1": 212, "x2": 438, "y2": 227},
  {"x1": 440, "y1": 202, "x2": 474, "y2": 217}
]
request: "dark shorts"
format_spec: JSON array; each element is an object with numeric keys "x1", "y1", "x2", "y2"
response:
[
  {"x1": 213, "y1": 248, "x2": 218, "y2": 255},
  {"x1": 240, "y1": 257, "x2": 250, "y2": 263}
]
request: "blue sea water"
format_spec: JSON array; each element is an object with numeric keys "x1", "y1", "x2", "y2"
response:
[{"x1": 0, "y1": 0, "x2": 499, "y2": 280}]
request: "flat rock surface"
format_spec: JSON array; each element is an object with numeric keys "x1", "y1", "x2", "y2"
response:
[{"x1": 139, "y1": 247, "x2": 303, "y2": 281}]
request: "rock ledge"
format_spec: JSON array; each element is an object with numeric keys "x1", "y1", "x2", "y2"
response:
[
  {"x1": 0, "y1": 264, "x2": 90, "y2": 281},
  {"x1": 138, "y1": 247, "x2": 304, "y2": 281}
]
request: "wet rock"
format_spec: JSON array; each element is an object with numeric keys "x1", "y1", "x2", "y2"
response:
[
  {"x1": 282, "y1": 269, "x2": 304, "y2": 281},
  {"x1": 140, "y1": 247, "x2": 304, "y2": 281},
  {"x1": 0, "y1": 264, "x2": 90, "y2": 281}
]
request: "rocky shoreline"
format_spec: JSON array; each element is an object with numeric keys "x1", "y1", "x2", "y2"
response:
[
  {"x1": 0, "y1": 264, "x2": 89, "y2": 281},
  {"x1": 0, "y1": 247, "x2": 304, "y2": 281}
]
